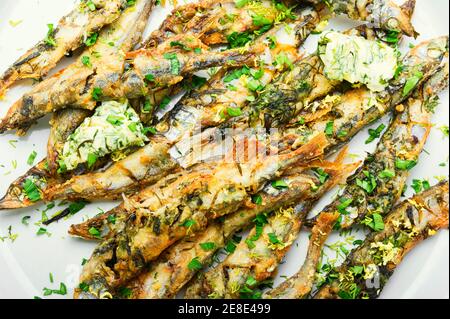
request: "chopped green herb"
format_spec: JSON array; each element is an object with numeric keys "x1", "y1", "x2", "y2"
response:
[
  {"x1": 227, "y1": 107, "x2": 242, "y2": 117},
  {"x1": 356, "y1": 171, "x2": 377, "y2": 194},
  {"x1": 234, "y1": 0, "x2": 249, "y2": 8},
  {"x1": 81, "y1": 55, "x2": 92, "y2": 68},
  {"x1": 44, "y1": 24, "x2": 56, "y2": 47},
  {"x1": 163, "y1": 52, "x2": 181, "y2": 75},
  {"x1": 188, "y1": 257, "x2": 203, "y2": 271},
  {"x1": 268, "y1": 233, "x2": 282, "y2": 245},
  {"x1": 88, "y1": 227, "x2": 101, "y2": 238},
  {"x1": 27, "y1": 151, "x2": 37, "y2": 166},
  {"x1": 86, "y1": 153, "x2": 97, "y2": 169},
  {"x1": 181, "y1": 219, "x2": 196, "y2": 228},
  {"x1": 84, "y1": 32, "x2": 99, "y2": 46},
  {"x1": 251, "y1": 194, "x2": 262, "y2": 205},
  {"x1": 200, "y1": 242, "x2": 216, "y2": 251},
  {"x1": 36, "y1": 227, "x2": 49, "y2": 236},
  {"x1": 225, "y1": 240, "x2": 237, "y2": 254},
  {"x1": 313, "y1": 168, "x2": 329, "y2": 185},
  {"x1": 271, "y1": 179, "x2": 289, "y2": 189},
  {"x1": 395, "y1": 158, "x2": 417, "y2": 171},
  {"x1": 325, "y1": 121, "x2": 334, "y2": 136},
  {"x1": 91, "y1": 87, "x2": 102, "y2": 101},
  {"x1": 227, "y1": 31, "x2": 252, "y2": 48},
  {"x1": 365, "y1": 124, "x2": 386, "y2": 144},
  {"x1": 106, "y1": 115, "x2": 123, "y2": 126},
  {"x1": 23, "y1": 179, "x2": 42, "y2": 202},
  {"x1": 403, "y1": 71, "x2": 423, "y2": 97},
  {"x1": 21, "y1": 216, "x2": 31, "y2": 226},
  {"x1": 378, "y1": 169, "x2": 395, "y2": 179}
]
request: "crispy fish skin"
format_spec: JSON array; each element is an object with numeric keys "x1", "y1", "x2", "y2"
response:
[
  {"x1": 0, "y1": 0, "x2": 126, "y2": 96},
  {"x1": 313, "y1": 181, "x2": 449, "y2": 299},
  {"x1": 74, "y1": 133, "x2": 328, "y2": 299},
  {"x1": 184, "y1": 158, "x2": 358, "y2": 299},
  {"x1": 263, "y1": 211, "x2": 338, "y2": 299},
  {"x1": 44, "y1": 7, "x2": 321, "y2": 206},
  {"x1": 0, "y1": 0, "x2": 154, "y2": 133},
  {"x1": 303, "y1": 0, "x2": 417, "y2": 36}
]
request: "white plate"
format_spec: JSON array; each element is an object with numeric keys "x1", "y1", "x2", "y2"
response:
[{"x1": 0, "y1": 0, "x2": 448, "y2": 299}]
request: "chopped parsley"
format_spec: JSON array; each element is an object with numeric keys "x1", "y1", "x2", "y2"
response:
[
  {"x1": 23, "y1": 178, "x2": 42, "y2": 202},
  {"x1": 251, "y1": 194, "x2": 262, "y2": 205},
  {"x1": 403, "y1": 71, "x2": 423, "y2": 97},
  {"x1": 88, "y1": 227, "x2": 101, "y2": 238},
  {"x1": 271, "y1": 179, "x2": 289, "y2": 189},
  {"x1": 44, "y1": 24, "x2": 56, "y2": 47},
  {"x1": 361, "y1": 213, "x2": 384, "y2": 232},
  {"x1": 325, "y1": 121, "x2": 334, "y2": 136},
  {"x1": 411, "y1": 179, "x2": 431, "y2": 194},
  {"x1": 356, "y1": 171, "x2": 377, "y2": 194},
  {"x1": 227, "y1": 107, "x2": 242, "y2": 117},
  {"x1": 84, "y1": 32, "x2": 99, "y2": 47},
  {"x1": 199, "y1": 242, "x2": 216, "y2": 251},
  {"x1": 395, "y1": 158, "x2": 417, "y2": 171},
  {"x1": 27, "y1": 151, "x2": 37, "y2": 166},
  {"x1": 91, "y1": 87, "x2": 103, "y2": 101},
  {"x1": 188, "y1": 257, "x2": 203, "y2": 271},
  {"x1": 378, "y1": 169, "x2": 395, "y2": 179},
  {"x1": 81, "y1": 56, "x2": 92, "y2": 67},
  {"x1": 365, "y1": 124, "x2": 386, "y2": 144},
  {"x1": 163, "y1": 52, "x2": 181, "y2": 75}
]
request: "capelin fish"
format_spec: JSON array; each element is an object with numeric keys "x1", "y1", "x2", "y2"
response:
[
  {"x1": 210, "y1": 24, "x2": 401, "y2": 132},
  {"x1": 306, "y1": 61, "x2": 450, "y2": 231},
  {"x1": 313, "y1": 181, "x2": 449, "y2": 299},
  {"x1": 43, "y1": 6, "x2": 322, "y2": 205},
  {"x1": 169, "y1": 24, "x2": 397, "y2": 168},
  {"x1": 0, "y1": 0, "x2": 126, "y2": 96},
  {"x1": 117, "y1": 153, "x2": 355, "y2": 299},
  {"x1": 184, "y1": 155, "x2": 359, "y2": 299},
  {"x1": 144, "y1": 0, "x2": 299, "y2": 48},
  {"x1": 0, "y1": 43, "x2": 260, "y2": 133},
  {"x1": 300, "y1": 0, "x2": 417, "y2": 37},
  {"x1": 277, "y1": 36, "x2": 449, "y2": 158},
  {"x1": 263, "y1": 211, "x2": 338, "y2": 299},
  {"x1": 86, "y1": 154, "x2": 354, "y2": 298},
  {"x1": 74, "y1": 133, "x2": 328, "y2": 299},
  {"x1": 262, "y1": 62, "x2": 450, "y2": 299},
  {"x1": 0, "y1": 0, "x2": 155, "y2": 210},
  {"x1": 0, "y1": 0, "x2": 155, "y2": 134}
]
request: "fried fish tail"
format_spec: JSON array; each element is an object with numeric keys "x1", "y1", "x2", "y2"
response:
[
  {"x1": 314, "y1": 181, "x2": 449, "y2": 299},
  {"x1": 263, "y1": 211, "x2": 339, "y2": 299},
  {"x1": 0, "y1": 0, "x2": 126, "y2": 96}
]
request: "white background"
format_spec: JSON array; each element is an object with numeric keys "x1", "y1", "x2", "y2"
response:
[{"x1": 0, "y1": 0, "x2": 448, "y2": 299}]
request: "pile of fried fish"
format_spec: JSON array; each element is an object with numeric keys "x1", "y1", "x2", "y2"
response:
[{"x1": 0, "y1": 0, "x2": 448, "y2": 299}]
